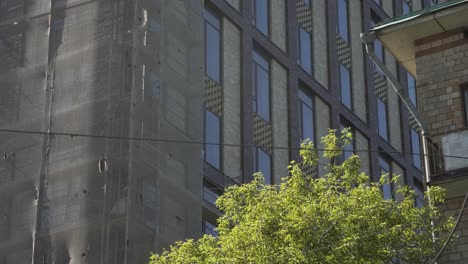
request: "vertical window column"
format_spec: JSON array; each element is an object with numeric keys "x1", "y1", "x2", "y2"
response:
[
  {"x1": 377, "y1": 98, "x2": 389, "y2": 141},
  {"x1": 337, "y1": 0, "x2": 349, "y2": 42},
  {"x1": 410, "y1": 128, "x2": 422, "y2": 170},
  {"x1": 339, "y1": 65, "x2": 352, "y2": 109},
  {"x1": 254, "y1": 148, "x2": 272, "y2": 184},
  {"x1": 253, "y1": 50, "x2": 270, "y2": 122}
]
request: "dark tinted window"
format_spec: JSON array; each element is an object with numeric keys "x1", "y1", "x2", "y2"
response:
[
  {"x1": 253, "y1": 0, "x2": 269, "y2": 36},
  {"x1": 411, "y1": 128, "x2": 421, "y2": 170},
  {"x1": 463, "y1": 88, "x2": 468, "y2": 126},
  {"x1": 204, "y1": 109, "x2": 221, "y2": 169},
  {"x1": 340, "y1": 64, "x2": 352, "y2": 109},
  {"x1": 414, "y1": 179, "x2": 424, "y2": 208},
  {"x1": 304, "y1": 0, "x2": 311, "y2": 5},
  {"x1": 253, "y1": 50, "x2": 270, "y2": 122},
  {"x1": 204, "y1": 9, "x2": 221, "y2": 83},
  {"x1": 299, "y1": 90, "x2": 314, "y2": 142},
  {"x1": 377, "y1": 98, "x2": 388, "y2": 141},
  {"x1": 340, "y1": 123, "x2": 354, "y2": 160},
  {"x1": 203, "y1": 221, "x2": 219, "y2": 236},
  {"x1": 337, "y1": 0, "x2": 349, "y2": 42},
  {"x1": 407, "y1": 72, "x2": 416, "y2": 106},
  {"x1": 298, "y1": 26, "x2": 312, "y2": 74}
]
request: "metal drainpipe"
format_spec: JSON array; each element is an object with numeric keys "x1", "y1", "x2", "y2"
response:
[{"x1": 360, "y1": 32, "x2": 437, "y2": 249}]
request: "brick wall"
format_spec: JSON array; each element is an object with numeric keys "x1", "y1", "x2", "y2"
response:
[{"x1": 415, "y1": 30, "x2": 468, "y2": 138}]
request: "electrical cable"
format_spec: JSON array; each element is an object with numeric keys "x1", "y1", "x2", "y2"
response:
[{"x1": 0, "y1": 128, "x2": 467, "y2": 160}]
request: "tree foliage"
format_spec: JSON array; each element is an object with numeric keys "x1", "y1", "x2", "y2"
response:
[{"x1": 150, "y1": 129, "x2": 454, "y2": 264}]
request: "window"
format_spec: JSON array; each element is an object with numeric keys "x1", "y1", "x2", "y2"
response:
[
  {"x1": 204, "y1": 8, "x2": 221, "y2": 83},
  {"x1": 254, "y1": 148, "x2": 272, "y2": 184},
  {"x1": 303, "y1": 0, "x2": 311, "y2": 5},
  {"x1": 379, "y1": 156, "x2": 392, "y2": 200},
  {"x1": 410, "y1": 128, "x2": 422, "y2": 170},
  {"x1": 414, "y1": 179, "x2": 424, "y2": 208},
  {"x1": 253, "y1": 50, "x2": 270, "y2": 122},
  {"x1": 402, "y1": 0, "x2": 411, "y2": 15},
  {"x1": 203, "y1": 184, "x2": 219, "y2": 206},
  {"x1": 377, "y1": 98, "x2": 388, "y2": 141},
  {"x1": 463, "y1": 87, "x2": 468, "y2": 126},
  {"x1": 204, "y1": 109, "x2": 221, "y2": 169},
  {"x1": 339, "y1": 64, "x2": 352, "y2": 109},
  {"x1": 252, "y1": 0, "x2": 269, "y2": 36},
  {"x1": 407, "y1": 72, "x2": 417, "y2": 106},
  {"x1": 371, "y1": 16, "x2": 385, "y2": 75},
  {"x1": 203, "y1": 221, "x2": 219, "y2": 236},
  {"x1": 298, "y1": 26, "x2": 312, "y2": 74},
  {"x1": 374, "y1": 0, "x2": 381, "y2": 5},
  {"x1": 340, "y1": 123, "x2": 354, "y2": 160},
  {"x1": 337, "y1": 0, "x2": 349, "y2": 42},
  {"x1": 298, "y1": 89, "x2": 314, "y2": 142}
]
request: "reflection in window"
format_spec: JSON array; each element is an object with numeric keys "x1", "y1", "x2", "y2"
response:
[
  {"x1": 254, "y1": 148, "x2": 272, "y2": 184},
  {"x1": 298, "y1": 26, "x2": 312, "y2": 74},
  {"x1": 298, "y1": 89, "x2": 314, "y2": 142},
  {"x1": 411, "y1": 128, "x2": 421, "y2": 170},
  {"x1": 253, "y1": 50, "x2": 270, "y2": 122},
  {"x1": 379, "y1": 156, "x2": 392, "y2": 200},
  {"x1": 337, "y1": 0, "x2": 349, "y2": 42},
  {"x1": 204, "y1": 109, "x2": 221, "y2": 169},
  {"x1": 377, "y1": 98, "x2": 388, "y2": 141},
  {"x1": 340, "y1": 64, "x2": 352, "y2": 109},
  {"x1": 204, "y1": 8, "x2": 221, "y2": 83},
  {"x1": 252, "y1": 0, "x2": 269, "y2": 36}
]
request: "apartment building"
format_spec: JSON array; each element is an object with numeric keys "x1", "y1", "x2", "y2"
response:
[
  {"x1": 370, "y1": 1, "x2": 468, "y2": 262},
  {"x1": 0, "y1": 0, "x2": 436, "y2": 263}
]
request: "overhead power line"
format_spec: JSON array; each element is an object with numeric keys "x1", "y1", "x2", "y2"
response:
[{"x1": 0, "y1": 128, "x2": 467, "y2": 160}]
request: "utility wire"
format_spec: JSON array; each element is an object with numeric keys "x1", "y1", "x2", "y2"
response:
[{"x1": 0, "y1": 128, "x2": 467, "y2": 160}]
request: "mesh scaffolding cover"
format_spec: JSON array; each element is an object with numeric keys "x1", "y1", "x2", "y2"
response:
[{"x1": 0, "y1": 0, "x2": 204, "y2": 263}]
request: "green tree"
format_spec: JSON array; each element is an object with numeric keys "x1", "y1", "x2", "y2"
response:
[{"x1": 150, "y1": 129, "x2": 454, "y2": 264}]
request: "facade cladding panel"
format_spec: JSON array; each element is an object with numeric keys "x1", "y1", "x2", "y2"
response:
[{"x1": 0, "y1": 0, "x2": 432, "y2": 262}]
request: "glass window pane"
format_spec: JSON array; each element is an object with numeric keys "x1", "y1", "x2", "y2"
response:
[
  {"x1": 256, "y1": 66, "x2": 270, "y2": 122},
  {"x1": 255, "y1": 0, "x2": 269, "y2": 36},
  {"x1": 411, "y1": 129, "x2": 421, "y2": 170},
  {"x1": 340, "y1": 64, "x2": 352, "y2": 109},
  {"x1": 407, "y1": 72, "x2": 416, "y2": 106},
  {"x1": 205, "y1": 110, "x2": 221, "y2": 169},
  {"x1": 402, "y1": 0, "x2": 411, "y2": 15},
  {"x1": 203, "y1": 186, "x2": 218, "y2": 205},
  {"x1": 205, "y1": 23, "x2": 220, "y2": 82},
  {"x1": 415, "y1": 185, "x2": 424, "y2": 208},
  {"x1": 299, "y1": 27, "x2": 312, "y2": 74},
  {"x1": 379, "y1": 156, "x2": 392, "y2": 199},
  {"x1": 337, "y1": 0, "x2": 349, "y2": 42},
  {"x1": 302, "y1": 103, "x2": 314, "y2": 141},
  {"x1": 257, "y1": 148, "x2": 272, "y2": 184},
  {"x1": 204, "y1": 221, "x2": 219, "y2": 236},
  {"x1": 377, "y1": 98, "x2": 388, "y2": 141}
]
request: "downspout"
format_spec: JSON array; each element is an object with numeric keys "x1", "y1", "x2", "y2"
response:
[{"x1": 360, "y1": 31, "x2": 437, "y2": 249}]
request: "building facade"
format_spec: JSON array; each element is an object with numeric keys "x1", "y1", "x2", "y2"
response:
[
  {"x1": 0, "y1": 0, "x2": 438, "y2": 263},
  {"x1": 370, "y1": 1, "x2": 468, "y2": 262}
]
